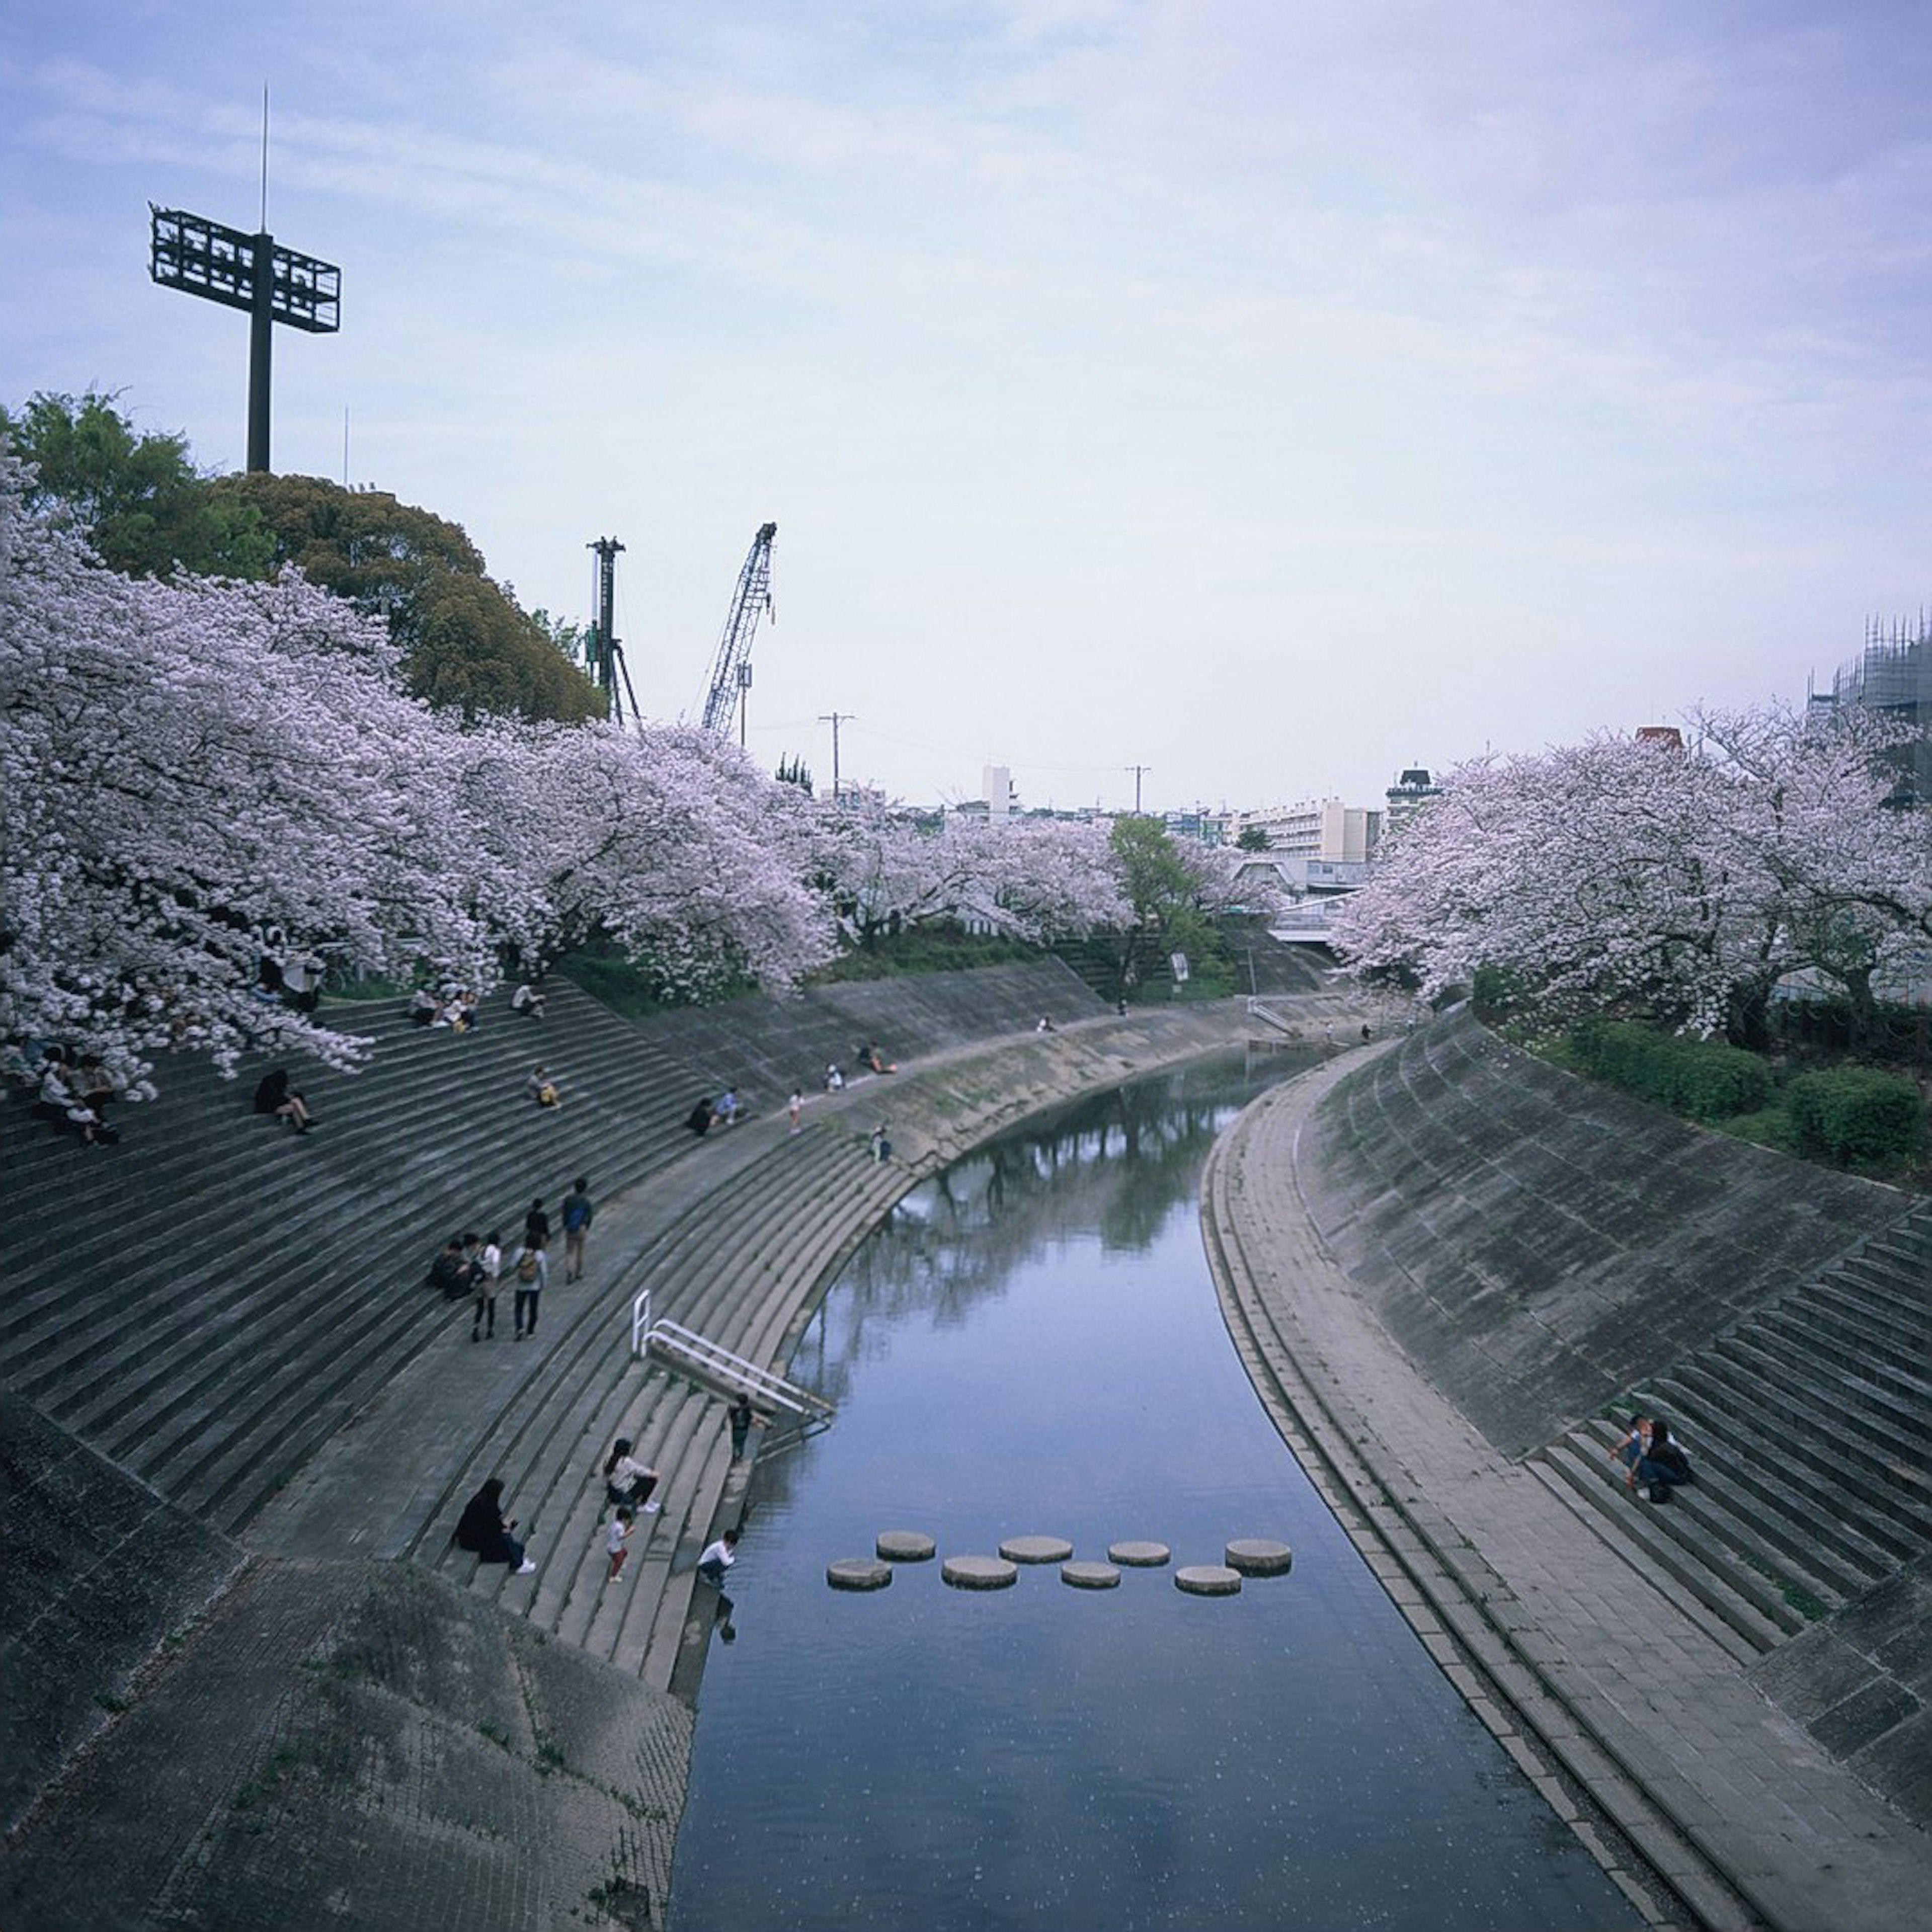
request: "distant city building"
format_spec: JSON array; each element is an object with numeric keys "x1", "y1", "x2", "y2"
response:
[
  {"x1": 1163, "y1": 808, "x2": 1225, "y2": 846},
  {"x1": 1382, "y1": 767, "x2": 1442, "y2": 841},
  {"x1": 1236, "y1": 797, "x2": 1381, "y2": 862},
  {"x1": 1813, "y1": 614, "x2": 1930, "y2": 807},
  {"x1": 983, "y1": 764, "x2": 1015, "y2": 821},
  {"x1": 1634, "y1": 727, "x2": 1684, "y2": 753}
]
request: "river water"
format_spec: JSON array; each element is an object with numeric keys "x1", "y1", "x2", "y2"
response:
[{"x1": 668, "y1": 1052, "x2": 1641, "y2": 1932}]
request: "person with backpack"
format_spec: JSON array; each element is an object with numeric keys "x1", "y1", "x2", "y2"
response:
[
  {"x1": 561, "y1": 1177, "x2": 594, "y2": 1283},
  {"x1": 511, "y1": 1237, "x2": 547, "y2": 1339}
]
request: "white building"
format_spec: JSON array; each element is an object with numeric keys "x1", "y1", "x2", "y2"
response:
[{"x1": 1236, "y1": 797, "x2": 1381, "y2": 862}]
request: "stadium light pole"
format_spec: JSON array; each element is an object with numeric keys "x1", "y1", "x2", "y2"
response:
[{"x1": 149, "y1": 202, "x2": 340, "y2": 473}]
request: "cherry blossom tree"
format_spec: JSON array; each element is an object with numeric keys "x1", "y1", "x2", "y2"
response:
[
  {"x1": 818, "y1": 813, "x2": 1127, "y2": 947},
  {"x1": 2, "y1": 453, "x2": 516, "y2": 1091},
  {"x1": 497, "y1": 721, "x2": 837, "y2": 1001},
  {"x1": 1331, "y1": 706, "x2": 1931, "y2": 1044}
]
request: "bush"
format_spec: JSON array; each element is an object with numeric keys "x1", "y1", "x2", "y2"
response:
[
  {"x1": 1786, "y1": 1068, "x2": 1925, "y2": 1166},
  {"x1": 1569, "y1": 1019, "x2": 1770, "y2": 1122}
]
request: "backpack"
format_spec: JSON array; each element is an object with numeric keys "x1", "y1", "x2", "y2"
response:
[{"x1": 516, "y1": 1248, "x2": 540, "y2": 1284}]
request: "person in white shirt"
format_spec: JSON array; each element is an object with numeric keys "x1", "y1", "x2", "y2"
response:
[{"x1": 697, "y1": 1527, "x2": 740, "y2": 1640}]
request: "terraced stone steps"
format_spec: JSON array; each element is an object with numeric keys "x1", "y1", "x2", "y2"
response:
[
  {"x1": 0, "y1": 983, "x2": 712, "y2": 1533},
  {"x1": 642, "y1": 957, "x2": 1104, "y2": 1112},
  {"x1": 420, "y1": 1119, "x2": 907, "y2": 1690},
  {"x1": 1530, "y1": 1203, "x2": 1932, "y2": 1654}
]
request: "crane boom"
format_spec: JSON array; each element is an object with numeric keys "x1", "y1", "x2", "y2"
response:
[{"x1": 696, "y1": 522, "x2": 777, "y2": 735}]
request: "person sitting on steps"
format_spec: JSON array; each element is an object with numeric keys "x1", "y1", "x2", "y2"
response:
[{"x1": 455, "y1": 1477, "x2": 535, "y2": 1573}]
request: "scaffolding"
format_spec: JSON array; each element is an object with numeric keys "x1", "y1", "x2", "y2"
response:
[{"x1": 1821, "y1": 613, "x2": 1930, "y2": 807}]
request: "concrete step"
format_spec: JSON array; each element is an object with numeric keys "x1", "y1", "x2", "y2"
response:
[
  {"x1": 1707, "y1": 1332, "x2": 1928, "y2": 1477},
  {"x1": 1648, "y1": 1365, "x2": 1929, "y2": 1568},
  {"x1": 1568, "y1": 1414, "x2": 1870, "y2": 1618},
  {"x1": 1751, "y1": 1304, "x2": 1930, "y2": 1410},
  {"x1": 1527, "y1": 1439, "x2": 1793, "y2": 1655}
]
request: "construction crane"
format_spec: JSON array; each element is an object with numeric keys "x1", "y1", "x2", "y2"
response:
[{"x1": 694, "y1": 522, "x2": 777, "y2": 741}]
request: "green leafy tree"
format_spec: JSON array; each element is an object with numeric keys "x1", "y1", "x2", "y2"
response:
[
  {"x1": 1236, "y1": 823, "x2": 1271, "y2": 852},
  {"x1": 776, "y1": 754, "x2": 815, "y2": 794},
  {"x1": 1106, "y1": 816, "x2": 1227, "y2": 999},
  {"x1": 209, "y1": 472, "x2": 605, "y2": 725},
  {"x1": 1, "y1": 389, "x2": 273, "y2": 579}
]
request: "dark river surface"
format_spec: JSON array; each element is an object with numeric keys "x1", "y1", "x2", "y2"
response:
[{"x1": 669, "y1": 1051, "x2": 1642, "y2": 1932}]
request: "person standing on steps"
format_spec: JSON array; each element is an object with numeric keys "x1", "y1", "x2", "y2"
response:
[
  {"x1": 729, "y1": 1393, "x2": 768, "y2": 1463},
  {"x1": 511, "y1": 1236, "x2": 547, "y2": 1339},
  {"x1": 561, "y1": 1178, "x2": 594, "y2": 1283},
  {"x1": 788, "y1": 1089, "x2": 803, "y2": 1134},
  {"x1": 524, "y1": 1198, "x2": 550, "y2": 1248},
  {"x1": 698, "y1": 1527, "x2": 740, "y2": 1641},
  {"x1": 606, "y1": 1506, "x2": 635, "y2": 1582},
  {"x1": 472, "y1": 1229, "x2": 502, "y2": 1341}
]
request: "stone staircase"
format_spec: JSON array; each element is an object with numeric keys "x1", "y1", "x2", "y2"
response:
[
  {"x1": 1530, "y1": 1201, "x2": 1932, "y2": 1660},
  {"x1": 409, "y1": 1117, "x2": 908, "y2": 1696},
  {"x1": 0, "y1": 982, "x2": 710, "y2": 1535},
  {"x1": 640, "y1": 955, "x2": 1102, "y2": 1108}
]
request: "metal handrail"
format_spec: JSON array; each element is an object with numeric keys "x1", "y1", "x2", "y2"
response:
[
  {"x1": 630, "y1": 1287, "x2": 652, "y2": 1359},
  {"x1": 641, "y1": 1317, "x2": 835, "y2": 1419}
]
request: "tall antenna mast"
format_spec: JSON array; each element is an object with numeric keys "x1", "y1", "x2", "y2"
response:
[{"x1": 259, "y1": 85, "x2": 270, "y2": 229}]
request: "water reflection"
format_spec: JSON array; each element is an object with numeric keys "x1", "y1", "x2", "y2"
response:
[{"x1": 670, "y1": 1052, "x2": 1641, "y2": 1932}]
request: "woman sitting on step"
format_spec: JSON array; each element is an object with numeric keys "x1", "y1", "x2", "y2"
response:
[
  {"x1": 455, "y1": 1478, "x2": 536, "y2": 1573},
  {"x1": 602, "y1": 1438, "x2": 660, "y2": 1511}
]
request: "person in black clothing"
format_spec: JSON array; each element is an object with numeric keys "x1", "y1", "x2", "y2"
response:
[
  {"x1": 686, "y1": 1098, "x2": 713, "y2": 1137},
  {"x1": 1640, "y1": 1418, "x2": 1695, "y2": 1502},
  {"x1": 524, "y1": 1198, "x2": 550, "y2": 1246},
  {"x1": 427, "y1": 1237, "x2": 470, "y2": 1299},
  {"x1": 455, "y1": 1479, "x2": 534, "y2": 1572}
]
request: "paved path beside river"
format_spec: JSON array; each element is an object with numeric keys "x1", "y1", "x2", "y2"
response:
[{"x1": 1204, "y1": 1047, "x2": 1932, "y2": 1932}]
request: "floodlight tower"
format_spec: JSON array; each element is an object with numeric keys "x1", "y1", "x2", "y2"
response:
[{"x1": 148, "y1": 202, "x2": 340, "y2": 474}]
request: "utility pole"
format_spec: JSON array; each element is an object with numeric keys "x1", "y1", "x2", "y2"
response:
[
  {"x1": 820, "y1": 712, "x2": 854, "y2": 801},
  {"x1": 1125, "y1": 763, "x2": 1152, "y2": 814}
]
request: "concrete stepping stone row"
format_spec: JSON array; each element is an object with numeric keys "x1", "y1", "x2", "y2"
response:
[{"x1": 837, "y1": 1532, "x2": 1291, "y2": 1594}]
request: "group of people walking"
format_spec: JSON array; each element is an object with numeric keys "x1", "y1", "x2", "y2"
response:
[{"x1": 425, "y1": 1179, "x2": 595, "y2": 1341}]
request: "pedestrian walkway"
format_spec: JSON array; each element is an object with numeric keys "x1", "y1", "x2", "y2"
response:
[{"x1": 1203, "y1": 1047, "x2": 1932, "y2": 1932}]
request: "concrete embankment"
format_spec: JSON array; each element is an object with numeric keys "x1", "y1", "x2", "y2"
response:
[
  {"x1": 1203, "y1": 1016, "x2": 1931, "y2": 1932},
  {"x1": 4, "y1": 988, "x2": 1376, "y2": 1932}
]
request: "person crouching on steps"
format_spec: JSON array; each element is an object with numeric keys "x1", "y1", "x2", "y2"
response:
[
  {"x1": 511, "y1": 1236, "x2": 546, "y2": 1339},
  {"x1": 603, "y1": 1438, "x2": 660, "y2": 1511},
  {"x1": 698, "y1": 1527, "x2": 740, "y2": 1642}
]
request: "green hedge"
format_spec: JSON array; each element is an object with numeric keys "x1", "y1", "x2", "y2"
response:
[
  {"x1": 1787, "y1": 1068, "x2": 1925, "y2": 1166},
  {"x1": 1569, "y1": 1019, "x2": 1772, "y2": 1122}
]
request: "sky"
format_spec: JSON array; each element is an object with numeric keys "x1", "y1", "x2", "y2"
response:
[{"x1": 3, "y1": 1, "x2": 1927, "y2": 815}]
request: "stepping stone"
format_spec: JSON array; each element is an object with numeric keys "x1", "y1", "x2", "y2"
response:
[
  {"x1": 1000, "y1": 1535, "x2": 1074, "y2": 1564},
  {"x1": 1174, "y1": 1565, "x2": 1242, "y2": 1597},
  {"x1": 1061, "y1": 1560, "x2": 1120, "y2": 1590},
  {"x1": 1225, "y1": 1538, "x2": 1293, "y2": 1577},
  {"x1": 1107, "y1": 1540, "x2": 1171, "y2": 1567},
  {"x1": 942, "y1": 1555, "x2": 1018, "y2": 1590},
  {"x1": 827, "y1": 1558, "x2": 893, "y2": 1591},
  {"x1": 876, "y1": 1530, "x2": 936, "y2": 1562}
]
